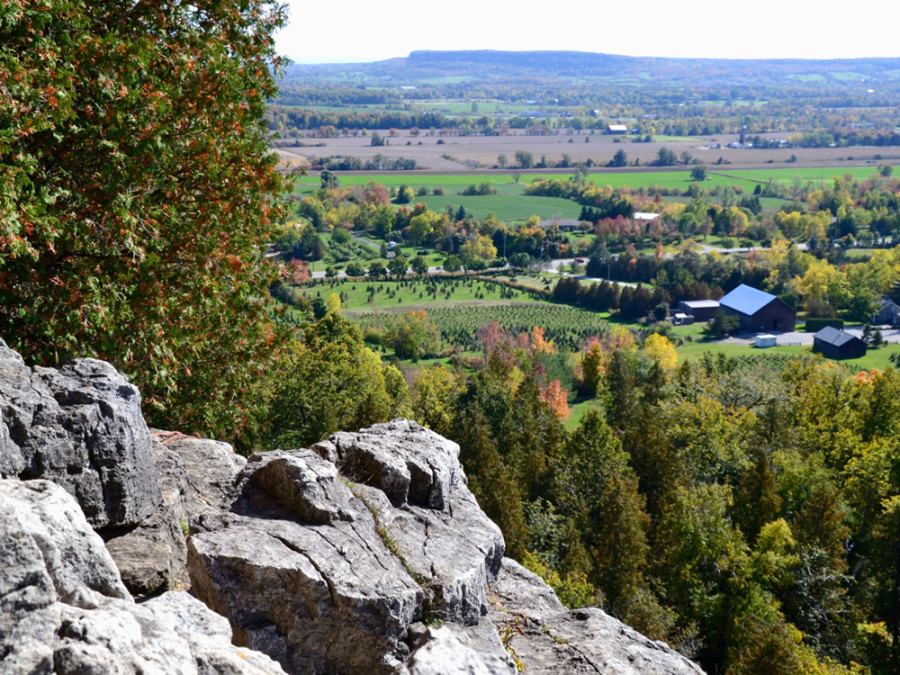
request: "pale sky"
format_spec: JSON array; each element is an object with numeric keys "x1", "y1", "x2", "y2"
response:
[{"x1": 275, "y1": 0, "x2": 899, "y2": 64}]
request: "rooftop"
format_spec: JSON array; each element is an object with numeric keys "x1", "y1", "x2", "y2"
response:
[
  {"x1": 813, "y1": 326, "x2": 861, "y2": 347},
  {"x1": 719, "y1": 284, "x2": 776, "y2": 316}
]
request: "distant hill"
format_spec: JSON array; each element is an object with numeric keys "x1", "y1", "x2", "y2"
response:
[{"x1": 280, "y1": 49, "x2": 900, "y2": 90}]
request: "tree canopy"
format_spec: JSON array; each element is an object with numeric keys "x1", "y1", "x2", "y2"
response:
[{"x1": 0, "y1": 0, "x2": 288, "y2": 443}]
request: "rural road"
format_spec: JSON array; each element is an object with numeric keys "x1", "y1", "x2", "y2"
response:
[{"x1": 723, "y1": 326, "x2": 900, "y2": 346}]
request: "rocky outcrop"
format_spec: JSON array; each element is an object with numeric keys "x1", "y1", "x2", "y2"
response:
[
  {"x1": 1, "y1": 343, "x2": 703, "y2": 674},
  {"x1": 186, "y1": 422, "x2": 506, "y2": 674},
  {"x1": 487, "y1": 559, "x2": 706, "y2": 674},
  {"x1": 0, "y1": 339, "x2": 160, "y2": 529},
  {"x1": 104, "y1": 431, "x2": 247, "y2": 596},
  {"x1": 0, "y1": 478, "x2": 285, "y2": 674}
]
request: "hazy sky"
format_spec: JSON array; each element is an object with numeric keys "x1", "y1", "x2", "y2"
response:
[{"x1": 275, "y1": 0, "x2": 899, "y2": 64}]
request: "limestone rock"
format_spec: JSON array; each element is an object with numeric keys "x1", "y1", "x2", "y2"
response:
[
  {"x1": 188, "y1": 513, "x2": 422, "y2": 674},
  {"x1": 314, "y1": 419, "x2": 461, "y2": 509},
  {"x1": 0, "y1": 476, "x2": 285, "y2": 675},
  {"x1": 397, "y1": 627, "x2": 494, "y2": 675},
  {"x1": 239, "y1": 449, "x2": 359, "y2": 524},
  {"x1": 104, "y1": 431, "x2": 246, "y2": 596},
  {"x1": 187, "y1": 422, "x2": 507, "y2": 674},
  {"x1": 0, "y1": 339, "x2": 161, "y2": 528},
  {"x1": 487, "y1": 558, "x2": 705, "y2": 675}
]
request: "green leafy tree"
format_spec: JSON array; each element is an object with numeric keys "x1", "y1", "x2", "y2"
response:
[
  {"x1": 609, "y1": 149, "x2": 628, "y2": 168},
  {"x1": 515, "y1": 150, "x2": 535, "y2": 169},
  {"x1": 410, "y1": 255, "x2": 430, "y2": 277},
  {"x1": 691, "y1": 165, "x2": 708, "y2": 181},
  {"x1": 395, "y1": 184, "x2": 414, "y2": 204},
  {"x1": 0, "y1": 0, "x2": 288, "y2": 444},
  {"x1": 264, "y1": 314, "x2": 406, "y2": 448},
  {"x1": 443, "y1": 254, "x2": 462, "y2": 273},
  {"x1": 387, "y1": 254, "x2": 409, "y2": 279},
  {"x1": 345, "y1": 261, "x2": 366, "y2": 277},
  {"x1": 386, "y1": 309, "x2": 440, "y2": 362},
  {"x1": 555, "y1": 411, "x2": 653, "y2": 617}
]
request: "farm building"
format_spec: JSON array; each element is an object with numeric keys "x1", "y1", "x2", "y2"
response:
[
  {"x1": 677, "y1": 299, "x2": 720, "y2": 322},
  {"x1": 719, "y1": 284, "x2": 796, "y2": 332},
  {"x1": 812, "y1": 326, "x2": 867, "y2": 359},
  {"x1": 607, "y1": 124, "x2": 628, "y2": 134},
  {"x1": 540, "y1": 219, "x2": 581, "y2": 232},
  {"x1": 755, "y1": 334, "x2": 777, "y2": 348},
  {"x1": 872, "y1": 297, "x2": 900, "y2": 326}
]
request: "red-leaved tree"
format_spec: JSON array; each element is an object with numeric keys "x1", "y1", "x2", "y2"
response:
[{"x1": 0, "y1": 0, "x2": 289, "y2": 446}]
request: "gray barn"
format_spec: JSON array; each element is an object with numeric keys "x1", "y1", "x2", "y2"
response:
[{"x1": 812, "y1": 326, "x2": 867, "y2": 359}]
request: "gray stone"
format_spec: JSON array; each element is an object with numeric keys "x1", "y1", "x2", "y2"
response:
[
  {"x1": 486, "y1": 558, "x2": 705, "y2": 675},
  {"x1": 352, "y1": 477, "x2": 504, "y2": 626},
  {"x1": 0, "y1": 340, "x2": 161, "y2": 528},
  {"x1": 188, "y1": 512, "x2": 422, "y2": 674},
  {"x1": 238, "y1": 449, "x2": 358, "y2": 524},
  {"x1": 397, "y1": 627, "x2": 494, "y2": 675},
  {"x1": 315, "y1": 419, "x2": 461, "y2": 509},
  {"x1": 0, "y1": 476, "x2": 286, "y2": 675},
  {"x1": 104, "y1": 431, "x2": 246, "y2": 596},
  {"x1": 151, "y1": 431, "x2": 247, "y2": 521}
]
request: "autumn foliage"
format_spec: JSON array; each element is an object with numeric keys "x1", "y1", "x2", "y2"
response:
[{"x1": 0, "y1": 0, "x2": 288, "y2": 443}]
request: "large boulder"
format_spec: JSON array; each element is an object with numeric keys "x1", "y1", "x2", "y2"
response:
[
  {"x1": 486, "y1": 558, "x2": 705, "y2": 675},
  {"x1": 0, "y1": 477, "x2": 285, "y2": 675},
  {"x1": 0, "y1": 339, "x2": 161, "y2": 529},
  {"x1": 188, "y1": 447, "x2": 425, "y2": 674},
  {"x1": 187, "y1": 423, "x2": 505, "y2": 674}
]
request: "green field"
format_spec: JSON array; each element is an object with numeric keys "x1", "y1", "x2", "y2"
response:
[
  {"x1": 675, "y1": 340, "x2": 900, "y2": 372},
  {"x1": 293, "y1": 165, "x2": 893, "y2": 193},
  {"x1": 299, "y1": 277, "x2": 540, "y2": 311},
  {"x1": 414, "y1": 194, "x2": 581, "y2": 220}
]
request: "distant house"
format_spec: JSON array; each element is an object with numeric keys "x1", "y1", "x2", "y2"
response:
[
  {"x1": 719, "y1": 284, "x2": 796, "y2": 332},
  {"x1": 540, "y1": 219, "x2": 580, "y2": 232},
  {"x1": 633, "y1": 212, "x2": 661, "y2": 223},
  {"x1": 872, "y1": 297, "x2": 900, "y2": 326},
  {"x1": 607, "y1": 124, "x2": 628, "y2": 134},
  {"x1": 677, "y1": 299, "x2": 720, "y2": 322},
  {"x1": 813, "y1": 326, "x2": 867, "y2": 359}
]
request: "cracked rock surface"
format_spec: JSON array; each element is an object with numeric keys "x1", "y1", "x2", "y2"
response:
[
  {"x1": 187, "y1": 424, "x2": 505, "y2": 673},
  {"x1": 0, "y1": 339, "x2": 161, "y2": 529},
  {"x1": 0, "y1": 478, "x2": 285, "y2": 675},
  {"x1": 486, "y1": 558, "x2": 705, "y2": 675}
]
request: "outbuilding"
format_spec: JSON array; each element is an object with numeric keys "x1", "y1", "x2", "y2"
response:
[
  {"x1": 872, "y1": 297, "x2": 900, "y2": 326},
  {"x1": 678, "y1": 299, "x2": 720, "y2": 322},
  {"x1": 812, "y1": 326, "x2": 867, "y2": 359},
  {"x1": 719, "y1": 284, "x2": 796, "y2": 333},
  {"x1": 755, "y1": 334, "x2": 777, "y2": 348}
]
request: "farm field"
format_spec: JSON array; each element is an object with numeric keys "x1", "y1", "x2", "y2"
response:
[
  {"x1": 298, "y1": 277, "x2": 541, "y2": 311},
  {"x1": 275, "y1": 126, "x2": 900, "y2": 174},
  {"x1": 286, "y1": 164, "x2": 895, "y2": 222}
]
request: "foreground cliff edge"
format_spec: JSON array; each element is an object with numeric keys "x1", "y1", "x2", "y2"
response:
[{"x1": 0, "y1": 340, "x2": 703, "y2": 674}]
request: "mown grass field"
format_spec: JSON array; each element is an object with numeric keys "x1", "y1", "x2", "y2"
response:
[{"x1": 299, "y1": 277, "x2": 539, "y2": 310}]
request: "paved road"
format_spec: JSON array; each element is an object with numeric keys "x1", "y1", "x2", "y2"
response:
[{"x1": 723, "y1": 326, "x2": 900, "y2": 347}]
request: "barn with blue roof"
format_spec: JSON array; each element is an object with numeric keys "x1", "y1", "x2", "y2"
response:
[{"x1": 719, "y1": 284, "x2": 796, "y2": 333}]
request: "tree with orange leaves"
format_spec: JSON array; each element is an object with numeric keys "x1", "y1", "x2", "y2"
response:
[{"x1": 0, "y1": 0, "x2": 289, "y2": 446}]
